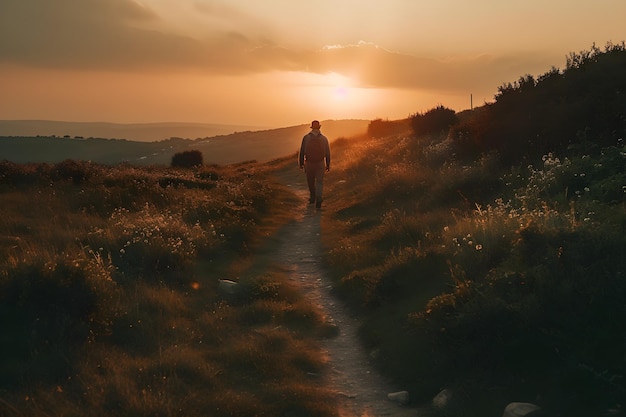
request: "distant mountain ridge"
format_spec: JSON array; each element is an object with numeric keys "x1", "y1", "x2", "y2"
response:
[
  {"x1": 0, "y1": 120, "x2": 266, "y2": 142},
  {"x1": 0, "y1": 119, "x2": 369, "y2": 165}
]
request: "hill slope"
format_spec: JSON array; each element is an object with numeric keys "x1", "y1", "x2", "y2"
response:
[
  {"x1": 0, "y1": 120, "x2": 264, "y2": 142},
  {"x1": 316, "y1": 43, "x2": 626, "y2": 416},
  {"x1": 0, "y1": 119, "x2": 368, "y2": 165}
]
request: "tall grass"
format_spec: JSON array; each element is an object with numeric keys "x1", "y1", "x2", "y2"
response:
[
  {"x1": 0, "y1": 160, "x2": 338, "y2": 416},
  {"x1": 320, "y1": 129, "x2": 626, "y2": 415}
]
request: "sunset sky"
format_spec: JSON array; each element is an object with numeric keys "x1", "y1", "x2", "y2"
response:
[{"x1": 1, "y1": 0, "x2": 625, "y2": 129}]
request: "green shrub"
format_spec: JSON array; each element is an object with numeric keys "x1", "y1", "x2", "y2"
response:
[
  {"x1": 452, "y1": 42, "x2": 626, "y2": 164},
  {"x1": 367, "y1": 118, "x2": 410, "y2": 137},
  {"x1": 52, "y1": 159, "x2": 93, "y2": 184},
  {"x1": 171, "y1": 150, "x2": 203, "y2": 168},
  {"x1": 410, "y1": 105, "x2": 458, "y2": 137}
]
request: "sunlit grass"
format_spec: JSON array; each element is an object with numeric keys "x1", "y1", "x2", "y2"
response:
[
  {"x1": 2, "y1": 121, "x2": 625, "y2": 415},
  {"x1": 0, "y1": 160, "x2": 338, "y2": 417},
  {"x1": 320, "y1": 130, "x2": 626, "y2": 414}
]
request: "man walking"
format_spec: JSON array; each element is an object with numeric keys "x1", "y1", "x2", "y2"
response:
[{"x1": 299, "y1": 120, "x2": 331, "y2": 208}]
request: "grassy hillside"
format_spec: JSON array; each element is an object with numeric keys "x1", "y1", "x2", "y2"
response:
[
  {"x1": 1, "y1": 43, "x2": 625, "y2": 416},
  {"x1": 0, "y1": 119, "x2": 368, "y2": 166},
  {"x1": 0, "y1": 160, "x2": 338, "y2": 417},
  {"x1": 320, "y1": 43, "x2": 626, "y2": 415},
  {"x1": 0, "y1": 120, "x2": 263, "y2": 142}
]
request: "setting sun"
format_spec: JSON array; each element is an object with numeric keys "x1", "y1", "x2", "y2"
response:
[
  {"x1": 326, "y1": 72, "x2": 352, "y2": 101},
  {"x1": 333, "y1": 86, "x2": 348, "y2": 100},
  {"x1": 1, "y1": 1, "x2": 625, "y2": 127}
]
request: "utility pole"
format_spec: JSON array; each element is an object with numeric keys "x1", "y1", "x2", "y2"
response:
[{"x1": 470, "y1": 94, "x2": 473, "y2": 111}]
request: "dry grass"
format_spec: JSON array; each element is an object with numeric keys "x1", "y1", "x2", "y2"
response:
[
  {"x1": 0, "y1": 160, "x2": 339, "y2": 417},
  {"x1": 318, "y1": 128, "x2": 626, "y2": 415}
]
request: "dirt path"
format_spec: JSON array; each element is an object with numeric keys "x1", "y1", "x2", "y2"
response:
[{"x1": 270, "y1": 175, "x2": 424, "y2": 417}]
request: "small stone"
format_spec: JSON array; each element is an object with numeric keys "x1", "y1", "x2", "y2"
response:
[
  {"x1": 217, "y1": 279, "x2": 239, "y2": 296},
  {"x1": 432, "y1": 388, "x2": 453, "y2": 409},
  {"x1": 387, "y1": 390, "x2": 410, "y2": 405},
  {"x1": 503, "y1": 402, "x2": 542, "y2": 417}
]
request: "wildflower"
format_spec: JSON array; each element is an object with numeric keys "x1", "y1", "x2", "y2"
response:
[{"x1": 475, "y1": 244, "x2": 483, "y2": 251}]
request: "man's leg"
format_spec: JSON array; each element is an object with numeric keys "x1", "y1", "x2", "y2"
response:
[
  {"x1": 314, "y1": 163, "x2": 325, "y2": 208},
  {"x1": 305, "y1": 165, "x2": 316, "y2": 203}
]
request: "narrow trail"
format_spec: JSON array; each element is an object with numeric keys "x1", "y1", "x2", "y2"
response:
[{"x1": 268, "y1": 173, "x2": 425, "y2": 417}]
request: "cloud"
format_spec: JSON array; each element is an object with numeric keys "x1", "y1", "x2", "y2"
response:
[
  {"x1": 0, "y1": 0, "x2": 291, "y2": 72},
  {"x1": 305, "y1": 42, "x2": 536, "y2": 93},
  {"x1": 191, "y1": 1, "x2": 249, "y2": 20},
  {"x1": 0, "y1": 0, "x2": 546, "y2": 94}
]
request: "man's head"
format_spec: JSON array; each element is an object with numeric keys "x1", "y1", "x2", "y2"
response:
[{"x1": 310, "y1": 120, "x2": 321, "y2": 129}]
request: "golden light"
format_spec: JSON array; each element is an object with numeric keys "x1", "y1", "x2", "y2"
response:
[
  {"x1": 326, "y1": 72, "x2": 353, "y2": 101},
  {"x1": 333, "y1": 85, "x2": 349, "y2": 100},
  {"x1": 259, "y1": 70, "x2": 386, "y2": 123}
]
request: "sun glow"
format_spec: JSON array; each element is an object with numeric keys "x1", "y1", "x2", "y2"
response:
[
  {"x1": 327, "y1": 72, "x2": 353, "y2": 101},
  {"x1": 333, "y1": 85, "x2": 349, "y2": 100},
  {"x1": 269, "y1": 70, "x2": 417, "y2": 123}
]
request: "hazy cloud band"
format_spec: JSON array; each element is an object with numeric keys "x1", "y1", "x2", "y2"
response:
[{"x1": 0, "y1": 0, "x2": 548, "y2": 93}]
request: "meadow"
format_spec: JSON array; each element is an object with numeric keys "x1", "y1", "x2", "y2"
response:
[
  {"x1": 321, "y1": 127, "x2": 626, "y2": 415},
  {"x1": 0, "y1": 159, "x2": 338, "y2": 417},
  {"x1": 1, "y1": 43, "x2": 625, "y2": 416}
]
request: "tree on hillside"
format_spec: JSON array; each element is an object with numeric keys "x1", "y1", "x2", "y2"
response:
[
  {"x1": 367, "y1": 118, "x2": 410, "y2": 138},
  {"x1": 450, "y1": 42, "x2": 626, "y2": 163},
  {"x1": 410, "y1": 105, "x2": 458, "y2": 137},
  {"x1": 171, "y1": 150, "x2": 203, "y2": 168}
]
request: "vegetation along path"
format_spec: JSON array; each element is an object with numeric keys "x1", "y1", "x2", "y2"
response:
[{"x1": 263, "y1": 169, "x2": 423, "y2": 417}]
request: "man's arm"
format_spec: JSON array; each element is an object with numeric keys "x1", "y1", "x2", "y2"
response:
[
  {"x1": 298, "y1": 135, "x2": 308, "y2": 167},
  {"x1": 324, "y1": 136, "x2": 331, "y2": 169}
]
